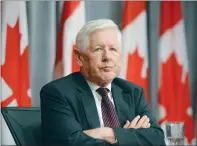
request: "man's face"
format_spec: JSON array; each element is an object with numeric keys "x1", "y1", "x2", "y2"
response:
[{"x1": 77, "y1": 27, "x2": 121, "y2": 86}]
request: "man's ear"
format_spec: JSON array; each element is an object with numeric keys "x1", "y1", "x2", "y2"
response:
[{"x1": 73, "y1": 48, "x2": 83, "y2": 67}]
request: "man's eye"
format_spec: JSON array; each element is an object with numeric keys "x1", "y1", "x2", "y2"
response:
[
  {"x1": 110, "y1": 48, "x2": 116, "y2": 51},
  {"x1": 94, "y1": 48, "x2": 101, "y2": 52}
]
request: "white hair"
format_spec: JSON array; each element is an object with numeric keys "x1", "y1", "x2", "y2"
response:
[{"x1": 76, "y1": 19, "x2": 121, "y2": 51}]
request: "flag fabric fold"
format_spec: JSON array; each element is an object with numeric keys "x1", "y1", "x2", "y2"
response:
[
  {"x1": 120, "y1": 1, "x2": 149, "y2": 101},
  {"x1": 53, "y1": 1, "x2": 85, "y2": 79},
  {"x1": 1, "y1": 1, "x2": 32, "y2": 145},
  {"x1": 158, "y1": 1, "x2": 196, "y2": 144}
]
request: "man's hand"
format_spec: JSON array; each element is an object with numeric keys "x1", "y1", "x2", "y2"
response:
[
  {"x1": 83, "y1": 127, "x2": 116, "y2": 144},
  {"x1": 123, "y1": 115, "x2": 150, "y2": 129},
  {"x1": 83, "y1": 128, "x2": 103, "y2": 139}
]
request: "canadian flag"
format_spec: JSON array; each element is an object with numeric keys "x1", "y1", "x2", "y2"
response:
[
  {"x1": 53, "y1": 1, "x2": 85, "y2": 79},
  {"x1": 120, "y1": 1, "x2": 149, "y2": 100},
  {"x1": 158, "y1": 1, "x2": 196, "y2": 144},
  {"x1": 1, "y1": 1, "x2": 32, "y2": 145}
]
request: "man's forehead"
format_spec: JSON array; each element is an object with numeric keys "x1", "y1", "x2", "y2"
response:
[
  {"x1": 90, "y1": 41, "x2": 119, "y2": 47},
  {"x1": 89, "y1": 29, "x2": 120, "y2": 44},
  {"x1": 90, "y1": 27, "x2": 118, "y2": 35}
]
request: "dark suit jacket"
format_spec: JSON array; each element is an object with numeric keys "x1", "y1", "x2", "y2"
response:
[{"x1": 40, "y1": 72, "x2": 166, "y2": 146}]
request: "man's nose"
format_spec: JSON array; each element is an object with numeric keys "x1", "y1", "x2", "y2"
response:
[{"x1": 102, "y1": 48, "x2": 112, "y2": 61}]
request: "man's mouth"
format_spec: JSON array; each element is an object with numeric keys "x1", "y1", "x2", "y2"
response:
[
  {"x1": 101, "y1": 66, "x2": 114, "y2": 69},
  {"x1": 100, "y1": 66, "x2": 114, "y2": 71}
]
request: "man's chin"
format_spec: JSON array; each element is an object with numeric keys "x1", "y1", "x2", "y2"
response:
[
  {"x1": 90, "y1": 72, "x2": 117, "y2": 86},
  {"x1": 100, "y1": 75, "x2": 116, "y2": 83},
  {"x1": 101, "y1": 71, "x2": 116, "y2": 77}
]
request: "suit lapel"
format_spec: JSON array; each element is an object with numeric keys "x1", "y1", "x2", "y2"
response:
[
  {"x1": 75, "y1": 73, "x2": 100, "y2": 129},
  {"x1": 74, "y1": 73, "x2": 135, "y2": 128},
  {"x1": 112, "y1": 83, "x2": 133, "y2": 127}
]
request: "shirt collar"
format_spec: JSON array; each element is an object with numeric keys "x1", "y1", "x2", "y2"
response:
[{"x1": 86, "y1": 79, "x2": 111, "y2": 92}]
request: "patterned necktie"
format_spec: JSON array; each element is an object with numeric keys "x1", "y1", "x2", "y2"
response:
[{"x1": 96, "y1": 87, "x2": 120, "y2": 127}]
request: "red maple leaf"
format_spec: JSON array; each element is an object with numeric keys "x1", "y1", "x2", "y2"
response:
[
  {"x1": 1, "y1": 18, "x2": 32, "y2": 107},
  {"x1": 126, "y1": 47, "x2": 149, "y2": 101},
  {"x1": 159, "y1": 53, "x2": 195, "y2": 144}
]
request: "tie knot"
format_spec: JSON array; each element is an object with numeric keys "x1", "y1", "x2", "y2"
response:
[{"x1": 96, "y1": 87, "x2": 109, "y2": 96}]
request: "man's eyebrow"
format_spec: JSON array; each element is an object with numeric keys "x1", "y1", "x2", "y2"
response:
[{"x1": 94, "y1": 44, "x2": 105, "y2": 47}]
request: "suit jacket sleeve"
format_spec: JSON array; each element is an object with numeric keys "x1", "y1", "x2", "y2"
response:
[
  {"x1": 40, "y1": 84, "x2": 107, "y2": 146},
  {"x1": 112, "y1": 88, "x2": 166, "y2": 146}
]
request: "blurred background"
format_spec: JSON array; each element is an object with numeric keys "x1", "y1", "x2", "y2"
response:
[{"x1": 1, "y1": 1, "x2": 197, "y2": 145}]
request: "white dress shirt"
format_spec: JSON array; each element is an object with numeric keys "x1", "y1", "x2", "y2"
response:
[{"x1": 86, "y1": 80, "x2": 115, "y2": 127}]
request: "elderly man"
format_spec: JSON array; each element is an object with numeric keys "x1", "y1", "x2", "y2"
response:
[{"x1": 40, "y1": 19, "x2": 166, "y2": 146}]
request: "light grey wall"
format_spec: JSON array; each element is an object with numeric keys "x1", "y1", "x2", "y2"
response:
[
  {"x1": 147, "y1": 1, "x2": 161, "y2": 117},
  {"x1": 27, "y1": 1, "x2": 57, "y2": 106},
  {"x1": 182, "y1": 1, "x2": 197, "y2": 119},
  {"x1": 182, "y1": 2, "x2": 197, "y2": 137},
  {"x1": 85, "y1": 1, "x2": 123, "y2": 26}
]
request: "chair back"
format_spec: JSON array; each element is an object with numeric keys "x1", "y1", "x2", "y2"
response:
[{"x1": 1, "y1": 107, "x2": 41, "y2": 146}]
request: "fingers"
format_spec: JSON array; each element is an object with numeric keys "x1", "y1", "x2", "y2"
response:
[
  {"x1": 141, "y1": 116, "x2": 150, "y2": 128},
  {"x1": 135, "y1": 115, "x2": 147, "y2": 128},
  {"x1": 146, "y1": 123, "x2": 151, "y2": 128},
  {"x1": 125, "y1": 115, "x2": 151, "y2": 129},
  {"x1": 128, "y1": 115, "x2": 140, "y2": 128},
  {"x1": 123, "y1": 120, "x2": 130, "y2": 128}
]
